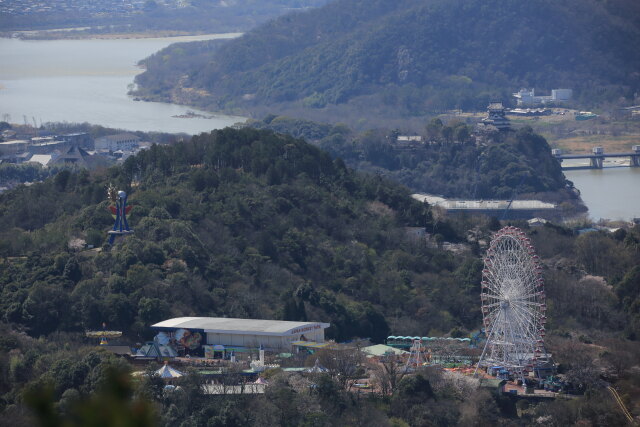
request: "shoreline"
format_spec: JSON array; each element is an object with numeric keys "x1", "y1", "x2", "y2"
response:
[{"x1": 2, "y1": 29, "x2": 243, "y2": 41}]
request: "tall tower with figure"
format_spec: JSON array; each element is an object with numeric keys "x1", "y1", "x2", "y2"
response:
[{"x1": 107, "y1": 185, "x2": 134, "y2": 244}]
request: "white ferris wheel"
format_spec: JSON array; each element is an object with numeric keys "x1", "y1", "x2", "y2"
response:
[{"x1": 475, "y1": 226, "x2": 547, "y2": 378}]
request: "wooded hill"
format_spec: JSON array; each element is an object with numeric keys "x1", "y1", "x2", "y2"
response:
[
  {"x1": 0, "y1": 128, "x2": 479, "y2": 344},
  {"x1": 1, "y1": 128, "x2": 640, "y2": 425},
  {"x1": 250, "y1": 116, "x2": 571, "y2": 201},
  {"x1": 0, "y1": 127, "x2": 637, "y2": 343},
  {"x1": 134, "y1": 0, "x2": 640, "y2": 118}
]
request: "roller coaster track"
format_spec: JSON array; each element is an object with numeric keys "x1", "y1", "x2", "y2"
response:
[{"x1": 608, "y1": 386, "x2": 634, "y2": 423}]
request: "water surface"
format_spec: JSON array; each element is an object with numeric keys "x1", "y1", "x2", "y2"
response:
[
  {"x1": 564, "y1": 161, "x2": 640, "y2": 221},
  {"x1": 1, "y1": 36, "x2": 638, "y2": 219},
  {"x1": 0, "y1": 34, "x2": 244, "y2": 134}
]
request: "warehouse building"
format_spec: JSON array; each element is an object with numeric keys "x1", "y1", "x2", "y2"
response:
[{"x1": 151, "y1": 317, "x2": 330, "y2": 354}]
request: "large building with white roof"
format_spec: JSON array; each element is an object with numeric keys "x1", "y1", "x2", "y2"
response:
[
  {"x1": 152, "y1": 317, "x2": 330, "y2": 354},
  {"x1": 95, "y1": 133, "x2": 140, "y2": 152}
]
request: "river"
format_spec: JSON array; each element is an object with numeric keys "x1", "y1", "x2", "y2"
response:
[
  {"x1": 564, "y1": 163, "x2": 640, "y2": 222},
  {"x1": 1, "y1": 36, "x2": 638, "y2": 220},
  {"x1": 0, "y1": 34, "x2": 244, "y2": 134}
]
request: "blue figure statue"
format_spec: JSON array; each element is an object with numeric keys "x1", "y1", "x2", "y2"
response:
[{"x1": 107, "y1": 186, "x2": 134, "y2": 244}]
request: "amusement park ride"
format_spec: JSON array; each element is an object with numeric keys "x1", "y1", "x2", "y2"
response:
[
  {"x1": 86, "y1": 323, "x2": 122, "y2": 346},
  {"x1": 475, "y1": 226, "x2": 550, "y2": 382},
  {"x1": 405, "y1": 339, "x2": 428, "y2": 371},
  {"x1": 107, "y1": 185, "x2": 134, "y2": 245}
]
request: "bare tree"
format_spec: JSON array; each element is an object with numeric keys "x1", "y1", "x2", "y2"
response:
[
  {"x1": 368, "y1": 353, "x2": 407, "y2": 395},
  {"x1": 599, "y1": 338, "x2": 639, "y2": 379},
  {"x1": 314, "y1": 342, "x2": 365, "y2": 391}
]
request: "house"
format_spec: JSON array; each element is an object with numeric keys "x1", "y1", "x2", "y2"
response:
[
  {"x1": 1, "y1": 152, "x2": 32, "y2": 164},
  {"x1": 52, "y1": 145, "x2": 93, "y2": 168},
  {"x1": 0, "y1": 140, "x2": 29, "y2": 156},
  {"x1": 28, "y1": 154, "x2": 55, "y2": 167}
]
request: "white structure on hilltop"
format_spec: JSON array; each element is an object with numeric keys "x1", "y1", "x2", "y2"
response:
[
  {"x1": 482, "y1": 102, "x2": 511, "y2": 130},
  {"x1": 95, "y1": 133, "x2": 141, "y2": 152},
  {"x1": 513, "y1": 88, "x2": 572, "y2": 106}
]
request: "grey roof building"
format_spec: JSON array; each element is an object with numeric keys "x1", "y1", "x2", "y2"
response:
[{"x1": 152, "y1": 317, "x2": 331, "y2": 351}]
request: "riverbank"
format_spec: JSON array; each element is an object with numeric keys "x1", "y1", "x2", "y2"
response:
[
  {"x1": 550, "y1": 134, "x2": 640, "y2": 155},
  {"x1": 0, "y1": 35, "x2": 245, "y2": 134},
  {"x1": 3, "y1": 29, "x2": 243, "y2": 41},
  {"x1": 565, "y1": 166, "x2": 640, "y2": 221}
]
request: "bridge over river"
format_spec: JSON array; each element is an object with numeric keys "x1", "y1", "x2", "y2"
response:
[{"x1": 553, "y1": 145, "x2": 640, "y2": 169}]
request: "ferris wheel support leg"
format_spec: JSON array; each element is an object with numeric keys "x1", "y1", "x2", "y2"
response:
[{"x1": 474, "y1": 319, "x2": 498, "y2": 377}]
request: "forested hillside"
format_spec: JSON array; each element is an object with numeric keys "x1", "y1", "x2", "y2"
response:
[
  {"x1": 1, "y1": 128, "x2": 640, "y2": 425},
  {"x1": 134, "y1": 0, "x2": 640, "y2": 117},
  {"x1": 0, "y1": 127, "x2": 637, "y2": 346},
  {"x1": 249, "y1": 116, "x2": 573, "y2": 203},
  {"x1": 0, "y1": 128, "x2": 480, "y2": 344}
]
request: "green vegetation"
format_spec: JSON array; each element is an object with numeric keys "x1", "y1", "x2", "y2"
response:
[
  {"x1": 134, "y1": 0, "x2": 640, "y2": 118},
  {"x1": 1, "y1": 128, "x2": 639, "y2": 425},
  {"x1": 250, "y1": 116, "x2": 572, "y2": 200},
  {"x1": 0, "y1": 128, "x2": 477, "y2": 343},
  {"x1": 325, "y1": 124, "x2": 572, "y2": 199},
  {"x1": 0, "y1": 163, "x2": 55, "y2": 186}
]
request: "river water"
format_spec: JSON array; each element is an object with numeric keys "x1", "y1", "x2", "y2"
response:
[
  {"x1": 564, "y1": 162, "x2": 640, "y2": 221},
  {"x1": 0, "y1": 34, "x2": 244, "y2": 134},
  {"x1": 1, "y1": 36, "x2": 638, "y2": 220}
]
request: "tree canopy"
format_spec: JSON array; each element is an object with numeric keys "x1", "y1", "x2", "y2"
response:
[
  {"x1": 134, "y1": 0, "x2": 640, "y2": 116},
  {"x1": 0, "y1": 128, "x2": 480, "y2": 343}
]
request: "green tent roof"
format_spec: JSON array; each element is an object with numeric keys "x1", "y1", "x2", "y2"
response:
[{"x1": 362, "y1": 344, "x2": 409, "y2": 357}]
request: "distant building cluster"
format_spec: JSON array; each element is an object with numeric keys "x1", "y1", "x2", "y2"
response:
[
  {"x1": 0, "y1": 0, "x2": 186, "y2": 17},
  {"x1": 391, "y1": 102, "x2": 512, "y2": 150},
  {"x1": 0, "y1": 129, "x2": 146, "y2": 176},
  {"x1": 616, "y1": 105, "x2": 640, "y2": 120},
  {"x1": 513, "y1": 88, "x2": 572, "y2": 106}
]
